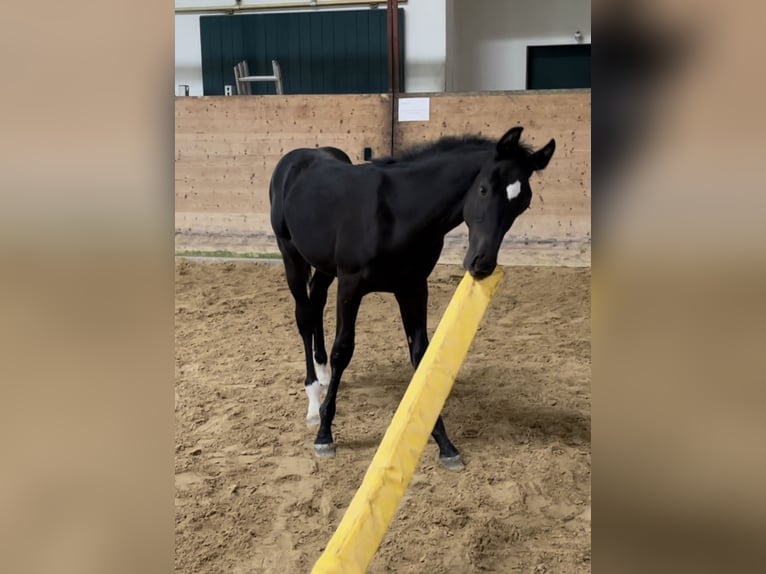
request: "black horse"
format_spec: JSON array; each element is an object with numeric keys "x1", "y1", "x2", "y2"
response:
[{"x1": 269, "y1": 127, "x2": 555, "y2": 469}]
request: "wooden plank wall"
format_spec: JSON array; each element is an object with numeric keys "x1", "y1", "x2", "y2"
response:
[
  {"x1": 175, "y1": 91, "x2": 590, "y2": 266},
  {"x1": 175, "y1": 95, "x2": 391, "y2": 254}
]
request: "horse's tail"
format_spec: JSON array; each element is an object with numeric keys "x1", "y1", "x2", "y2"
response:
[{"x1": 269, "y1": 150, "x2": 301, "y2": 240}]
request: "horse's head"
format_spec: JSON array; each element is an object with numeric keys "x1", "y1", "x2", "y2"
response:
[{"x1": 463, "y1": 127, "x2": 556, "y2": 279}]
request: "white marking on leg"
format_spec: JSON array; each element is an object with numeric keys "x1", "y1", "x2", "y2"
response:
[
  {"x1": 506, "y1": 180, "x2": 521, "y2": 200},
  {"x1": 313, "y1": 357, "x2": 331, "y2": 388},
  {"x1": 305, "y1": 381, "x2": 322, "y2": 427}
]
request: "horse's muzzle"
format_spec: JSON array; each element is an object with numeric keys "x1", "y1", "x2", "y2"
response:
[{"x1": 465, "y1": 253, "x2": 496, "y2": 279}]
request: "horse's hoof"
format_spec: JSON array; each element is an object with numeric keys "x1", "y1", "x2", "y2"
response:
[
  {"x1": 314, "y1": 443, "x2": 336, "y2": 458},
  {"x1": 439, "y1": 454, "x2": 465, "y2": 471},
  {"x1": 306, "y1": 414, "x2": 320, "y2": 427}
]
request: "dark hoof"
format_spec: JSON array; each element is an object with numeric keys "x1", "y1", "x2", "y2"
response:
[
  {"x1": 439, "y1": 454, "x2": 465, "y2": 471},
  {"x1": 314, "y1": 443, "x2": 336, "y2": 459}
]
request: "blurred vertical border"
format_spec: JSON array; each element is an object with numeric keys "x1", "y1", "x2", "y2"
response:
[
  {"x1": 0, "y1": 1, "x2": 174, "y2": 573},
  {"x1": 2, "y1": 0, "x2": 766, "y2": 572},
  {"x1": 594, "y1": 0, "x2": 766, "y2": 572}
]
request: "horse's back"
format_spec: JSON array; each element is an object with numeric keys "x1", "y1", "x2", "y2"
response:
[
  {"x1": 271, "y1": 147, "x2": 351, "y2": 198},
  {"x1": 271, "y1": 148, "x2": 389, "y2": 271},
  {"x1": 316, "y1": 146, "x2": 352, "y2": 165}
]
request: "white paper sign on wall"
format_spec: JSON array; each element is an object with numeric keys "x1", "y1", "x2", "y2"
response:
[{"x1": 398, "y1": 97, "x2": 430, "y2": 122}]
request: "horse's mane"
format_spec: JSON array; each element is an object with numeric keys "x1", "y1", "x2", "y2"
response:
[
  {"x1": 371, "y1": 135, "x2": 492, "y2": 165},
  {"x1": 371, "y1": 133, "x2": 534, "y2": 165}
]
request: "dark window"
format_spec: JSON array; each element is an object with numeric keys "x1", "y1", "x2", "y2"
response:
[{"x1": 527, "y1": 44, "x2": 591, "y2": 90}]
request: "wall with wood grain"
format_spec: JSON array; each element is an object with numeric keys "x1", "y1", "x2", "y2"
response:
[
  {"x1": 175, "y1": 90, "x2": 590, "y2": 266},
  {"x1": 175, "y1": 94, "x2": 391, "y2": 255}
]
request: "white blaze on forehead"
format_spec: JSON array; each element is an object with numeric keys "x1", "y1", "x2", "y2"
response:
[{"x1": 506, "y1": 181, "x2": 521, "y2": 200}]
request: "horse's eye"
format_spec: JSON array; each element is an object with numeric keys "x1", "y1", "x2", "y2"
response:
[{"x1": 479, "y1": 185, "x2": 488, "y2": 196}]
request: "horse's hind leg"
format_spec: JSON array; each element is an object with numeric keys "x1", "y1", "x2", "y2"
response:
[
  {"x1": 395, "y1": 281, "x2": 464, "y2": 471},
  {"x1": 314, "y1": 274, "x2": 363, "y2": 458},
  {"x1": 309, "y1": 270, "x2": 334, "y2": 389},
  {"x1": 278, "y1": 242, "x2": 322, "y2": 426}
]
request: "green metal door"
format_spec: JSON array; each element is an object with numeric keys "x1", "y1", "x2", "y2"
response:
[{"x1": 200, "y1": 9, "x2": 404, "y2": 95}]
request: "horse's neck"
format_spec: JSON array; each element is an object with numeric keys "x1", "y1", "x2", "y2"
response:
[{"x1": 411, "y1": 149, "x2": 490, "y2": 233}]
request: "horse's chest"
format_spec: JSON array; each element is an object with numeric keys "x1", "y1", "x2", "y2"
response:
[{"x1": 367, "y1": 241, "x2": 443, "y2": 284}]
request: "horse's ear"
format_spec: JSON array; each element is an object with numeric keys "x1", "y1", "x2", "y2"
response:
[
  {"x1": 496, "y1": 126, "x2": 524, "y2": 155},
  {"x1": 531, "y1": 138, "x2": 556, "y2": 171}
]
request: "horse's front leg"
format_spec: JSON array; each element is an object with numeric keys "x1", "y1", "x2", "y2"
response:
[{"x1": 314, "y1": 276, "x2": 363, "y2": 458}]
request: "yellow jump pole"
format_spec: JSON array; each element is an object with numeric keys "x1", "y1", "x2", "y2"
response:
[{"x1": 312, "y1": 268, "x2": 503, "y2": 574}]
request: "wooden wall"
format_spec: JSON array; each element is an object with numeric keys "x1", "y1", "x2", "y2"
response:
[
  {"x1": 175, "y1": 95, "x2": 390, "y2": 224},
  {"x1": 175, "y1": 91, "x2": 590, "y2": 266}
]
